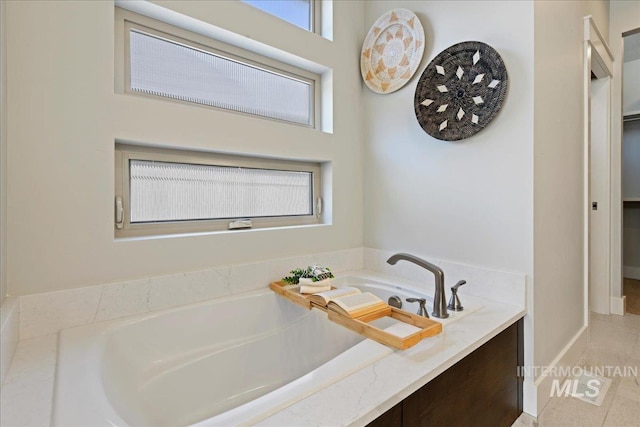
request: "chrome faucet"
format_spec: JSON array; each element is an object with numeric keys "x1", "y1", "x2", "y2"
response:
[{"x1": 387, "y1": 253, "x2": 449, "y2": 319}]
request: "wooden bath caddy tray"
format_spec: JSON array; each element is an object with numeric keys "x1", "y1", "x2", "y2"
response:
[{"x1": 270, "y1": 282, "x2": 442, "y2": 350}]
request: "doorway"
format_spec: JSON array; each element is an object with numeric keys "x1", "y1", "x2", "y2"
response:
[
  {"x1": 583, "y1": 17, "x2": 614, "y2": 318},
  {"x1": 621, "y1": 30, "x2": 640, "y2": 315},
  {"x1": 589, "y1": 75, "x2": 612, "y2": 315}
]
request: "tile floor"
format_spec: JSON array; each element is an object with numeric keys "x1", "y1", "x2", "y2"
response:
[{"x1": 513, "y1": 312, "x2": 640, "y2": 427}]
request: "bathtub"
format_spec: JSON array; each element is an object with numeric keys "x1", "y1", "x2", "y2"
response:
[{"x1": 53, "y1": 273, "x2": 473, "y2": 426}]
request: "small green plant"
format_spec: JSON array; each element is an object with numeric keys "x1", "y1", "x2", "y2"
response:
[
  {"x1": 282, "y1": 267, "x2": 307, "y2": 284},
  {"x1": 282, "y1": 265, "x2": 334, "y2": 284}
]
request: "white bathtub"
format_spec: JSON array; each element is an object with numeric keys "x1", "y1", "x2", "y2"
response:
[{"x1": 53, "y1": 273, "x2": 474, "y2": 426}]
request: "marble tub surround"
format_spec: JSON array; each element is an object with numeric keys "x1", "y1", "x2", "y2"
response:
[
  {"x1": 17, "y1": 248, "x2": 363, "y2": 340},
  {"x1": 0, "y1": 296, "x2": 19, "y2": 385},
  {"x1": 257, "y1": 291, "x2": 526, "y2": 426},
  {"x1": 12, "y1": 247, "x2": 520, "y2": 340},
  {"x1": 363, "y1": 247, "x2": 527, "y2": 307},
  {"x1": 0, "y1": 334, "x2": 57, "y2": 427},
  {"x1": 2, "y1": 248, "x2": 525, "y2": 427},
  {"x1": 1, "y1": 269, "x2": 525, "y2": 427}
]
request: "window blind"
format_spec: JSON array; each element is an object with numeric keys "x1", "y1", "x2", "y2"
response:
[
  {"x1": 129, "y1": 160, "x2": 313, "y2": 223},
  {"x1": 129, "y1": 30, "x2": 312, "y2": 125}
]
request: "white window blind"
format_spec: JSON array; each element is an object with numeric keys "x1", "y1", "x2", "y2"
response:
[
  {"x1": 129, "y1": 160, "x2": 313, "y2": 223},
  {"x1": 129, "y1": 30, "x2": 313, "y2": 125}
]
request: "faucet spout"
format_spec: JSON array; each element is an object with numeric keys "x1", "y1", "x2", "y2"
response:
[{"x1": 386, "y1": 253, "x2": 449, "y2": 319}]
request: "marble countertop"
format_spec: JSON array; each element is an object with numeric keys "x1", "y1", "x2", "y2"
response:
[{"x1": 256, "y1": 271, "x2": 526, "y2": 426}]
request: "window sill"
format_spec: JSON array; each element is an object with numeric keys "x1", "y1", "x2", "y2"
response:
[{"x1": 114, "y1": 222, "x2": 330, "y2": 242}]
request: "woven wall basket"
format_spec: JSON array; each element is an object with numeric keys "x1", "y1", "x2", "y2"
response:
[
  {"x1": 414, "y1": 41, "x2": 508, "y2": 141},
  {"x1": 361, "y1": 9, "x2": 425, "y2": 94}
]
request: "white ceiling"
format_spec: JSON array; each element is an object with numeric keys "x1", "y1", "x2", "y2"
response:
[{"x1": 624, "y1": 32, "x2": 640, "y2": 63}]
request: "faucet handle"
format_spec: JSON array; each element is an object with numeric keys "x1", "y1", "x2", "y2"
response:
[
  {"x1": 447, "y1": 280, "x2": 466, "y2": 311},
  {"x1": 406, "y1": 298, "x2": 429, "y2": 318},
  {"x1": 451, "y1": 280, "x2": 466, "y2": 292}
]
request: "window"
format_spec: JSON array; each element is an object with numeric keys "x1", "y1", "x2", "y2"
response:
[
  {"x1": 117, "y1": 8, "x2": 319, "y2": 127},
  {"x1": 242, "y1": 0, "x2": 317, "y2": 32},
  {"x1": 115, "y1": 144, "x2": 322, "y2": 237}
]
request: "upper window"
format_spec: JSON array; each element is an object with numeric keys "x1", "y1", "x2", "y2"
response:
[
  {"x1": 242, "y1": 0, "x2": 316, "y2": 32},
  {"x1": 115, "y1": 144, "x2": 322, "y2": 238},
  {"x1": 117, "y1": 8, "x2": 319, "y2": 127}
]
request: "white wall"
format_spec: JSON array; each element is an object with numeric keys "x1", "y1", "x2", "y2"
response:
[
  {"x1": 5, "y1": 0, "x2": 365, "y2": 296},
  {"x1": 623, "y1": 119, "x2": 640, "y2": 275},
  {"x1": 533, "y1": 0, "x2": 609, "y2": 371},
  {"x1": 610, "y1": 0, "x2": 640, "y2": 299},
  {"x1": 623, "y1": 120, "x2": 640, "y2": 198},
  {"x1": 0, "y1": 0, "x2": 6, "y2": 305},
  {"x1": 623, "y1": 207, "x2": 640, "y2": 273},
  {"x1": 363, "y1": 0, "x2": 534, "y2": 275},
  {"x1": 623, "y1": 59, "x2": 640, "y2": 114},
  {"x1": 622, "y1": 51, "x2": 640, "y2": 203}
]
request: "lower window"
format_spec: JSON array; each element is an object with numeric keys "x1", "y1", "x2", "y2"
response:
[{"x1": 115, "y1": 144, "x2": 322, "y2": 237}]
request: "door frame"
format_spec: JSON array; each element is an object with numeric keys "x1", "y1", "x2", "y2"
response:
[{"x1": 583, "y1": 16, "x2": 615, "y2": 322}]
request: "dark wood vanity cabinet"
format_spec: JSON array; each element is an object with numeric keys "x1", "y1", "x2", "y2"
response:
[{"x1": 368, "y1": 318, "x2": 524, "y2": 427}]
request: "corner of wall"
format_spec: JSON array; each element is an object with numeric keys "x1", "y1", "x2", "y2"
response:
[
  {"x1": 523, "y1": 324, "x2": 588, "y2": 416},
  {"x1": 532, "y1": 0, "x2": 595, "y2": 371},
  {"x1": 0, "y1": 297, "x2": 20, "y2": 385},
  {"x1": 0, "y1": 0, "x2": 7, "y2": 306}
]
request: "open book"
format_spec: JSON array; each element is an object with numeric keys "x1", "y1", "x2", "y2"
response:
[{"x1": 308, "y1": 286, "x2": 388, "y2": 318}]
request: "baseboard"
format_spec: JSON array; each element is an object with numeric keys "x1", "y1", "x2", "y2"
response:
[
  {"x1": 0, "y1": 296, "x2": 20, "y2": 385},
  {"x1": 610, "y1": 296, "x2": 626, "y2": 316},
  {"x1": 522, "y1": 325, "x2": 588, "y2": 416},
  {"x1": 623, "y1": 265, "x2": 640, "y2": 281},
  {"x1": 522, "y1": 380, "x2": 538, "y2": 416}
]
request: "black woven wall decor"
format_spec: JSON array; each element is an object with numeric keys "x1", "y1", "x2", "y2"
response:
[{"x1": 414, "y1": 41, "x2": 508, "y2": 141}]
